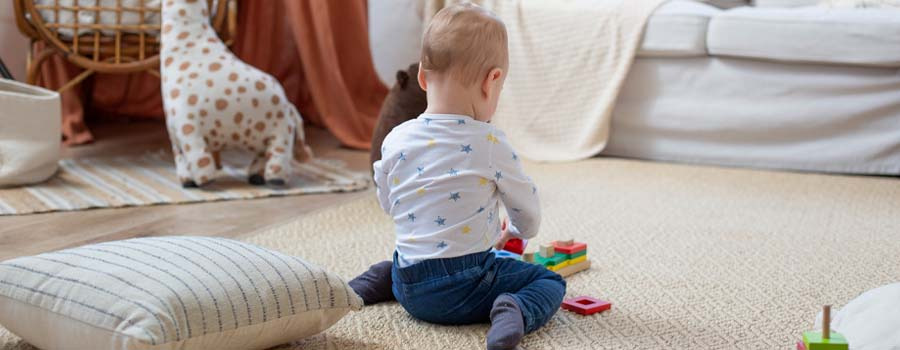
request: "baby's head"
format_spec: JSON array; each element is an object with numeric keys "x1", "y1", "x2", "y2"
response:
[{"x1": 418, "y1": 3, "x2": 508, "y2": 122}]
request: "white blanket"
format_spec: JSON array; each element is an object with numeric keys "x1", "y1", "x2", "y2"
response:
[{"x1": 425, "y1": 0, "x2": 667, "y2": 161}]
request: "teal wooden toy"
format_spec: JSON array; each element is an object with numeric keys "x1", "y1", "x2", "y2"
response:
[
  {"x1": 534, "y1": 252, "x2": 567, "y2": 267},
  {"x1": 802, "y1": 305, "x2": 848, "y2": 350}
]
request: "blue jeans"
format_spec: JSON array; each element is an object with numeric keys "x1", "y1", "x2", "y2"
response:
[{"x1": 392, "y1": 250, "x2": 566, "y2": 333}]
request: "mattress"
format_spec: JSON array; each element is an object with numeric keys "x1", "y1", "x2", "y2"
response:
[{"x1": 604, "y1": 57, "x2": 900, "y2": 175}]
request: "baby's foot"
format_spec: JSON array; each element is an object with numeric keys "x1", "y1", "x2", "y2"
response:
[
  {"x1": 348, "y1": 260, "x2": 395, "y2": 305},
  {"x1": 487, "y1": 294, "x2": 525, "y2": 350}
]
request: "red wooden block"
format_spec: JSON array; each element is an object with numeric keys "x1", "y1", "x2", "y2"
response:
[
  {"x1": 797, "y1": 341, "x2": 807, "y2": 350},
  {"x1": 561, "y1": 296, "x2": 611, "y2": 315},
  {"x1": 503, "y1": 238, "x2": 524, "y2": 255},
  {"x1": 553, "y1": 241, "x2": 586, "y2": 255}
]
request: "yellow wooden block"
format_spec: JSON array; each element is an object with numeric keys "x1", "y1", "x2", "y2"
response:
[
  {"x1": 547, "y1": 260, "x2": 570, "y2": 271},
  {"x1": 569, "y1": 255, "x2": 587, "y2": 265}
]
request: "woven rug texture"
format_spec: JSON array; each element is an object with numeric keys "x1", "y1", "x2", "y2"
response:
[
  {"x1": 2, "y1": 158, "x2": 898, "y2": 349},
  {"x1": 0, "y1": 151, "x2": 368, "y2": 215}
]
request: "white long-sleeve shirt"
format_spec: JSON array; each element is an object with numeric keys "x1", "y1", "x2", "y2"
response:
[{"x1": 374, "y1": 113, "x2": 541, "y2": 267}]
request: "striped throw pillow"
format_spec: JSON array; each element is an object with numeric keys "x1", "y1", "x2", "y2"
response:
[{"x1": 0, "y1": 236, "x2": 362, "y2": 350}]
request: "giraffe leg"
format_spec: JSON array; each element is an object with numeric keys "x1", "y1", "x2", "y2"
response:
[
  {"x1": 264, "y1": 135, "x2": 292, "y2": 186},
  {"x1": 248, "y1": 153, "x2": 266, "y2": 186},
  {"x1": 167, "y1": 126, "x2": 196, "y2": 187},
  {"x1": 189, "y1": 145, "x2": 218, "y2": 186}
]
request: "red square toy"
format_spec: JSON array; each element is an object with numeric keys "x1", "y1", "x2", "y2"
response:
[
  {"x1": 502, "y1": 238, "x2": 525, "y2": 255},
  {"x1": 561, "y1": 296, "x2": 611, "y2": 315},
  {"x1": 552, "y1": 241, "x2": 586, "y2": 255}
]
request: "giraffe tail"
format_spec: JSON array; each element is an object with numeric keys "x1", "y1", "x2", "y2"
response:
[{"x1": 290, "y1": 104, "x2": 314, "y2": 163}]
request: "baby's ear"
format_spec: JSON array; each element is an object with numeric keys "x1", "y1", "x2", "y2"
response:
[{"x1": 396, "y1": 71, "x2": 410, "y2": 89}]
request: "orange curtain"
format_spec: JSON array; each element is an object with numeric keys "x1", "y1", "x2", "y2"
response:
[{"x1": 34, "y1": 0, "x2": 387, "y2": 150}]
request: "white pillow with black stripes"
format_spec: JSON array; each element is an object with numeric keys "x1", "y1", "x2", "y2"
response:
[{"x1": 0, "y1": 236, "x2": 362, "y2": 350}]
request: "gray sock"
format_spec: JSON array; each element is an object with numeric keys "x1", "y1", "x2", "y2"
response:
[
  {"x1": 348, "y1": 261, "x2": 395, "y2": 305},
  {"x1": 487, "y1": 294, "x2": 525, "y2": 350}
]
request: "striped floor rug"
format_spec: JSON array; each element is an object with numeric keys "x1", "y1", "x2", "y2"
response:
[{"x1": 0, "y1": 151, "x2": 368, "y2": 216}]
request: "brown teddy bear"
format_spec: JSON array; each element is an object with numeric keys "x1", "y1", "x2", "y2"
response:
[{"x1": 370, "y1": 63, "x2": 427, "y2": 167}]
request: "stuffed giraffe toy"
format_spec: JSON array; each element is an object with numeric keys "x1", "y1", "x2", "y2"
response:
[{"x1": 160, "y1": 0, "x2": 312, "y2": 187}]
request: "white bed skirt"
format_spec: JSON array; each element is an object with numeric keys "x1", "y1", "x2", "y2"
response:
[{"x1": 605, "y1": 57, "x2": 900, "y2": 175}]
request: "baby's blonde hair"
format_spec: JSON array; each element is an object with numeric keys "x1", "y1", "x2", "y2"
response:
[{"x1": 421, "y1": 3, "x2": 508, "y2": 87}]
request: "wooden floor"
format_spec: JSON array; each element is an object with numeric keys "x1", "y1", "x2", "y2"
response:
[{"x1": 0, "y1": 121, "x2": 371, "y2": 261}]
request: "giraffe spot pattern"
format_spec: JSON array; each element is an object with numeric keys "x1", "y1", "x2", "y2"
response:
[{"x1": 160, "y1": 0, "x2": 310, "y2": 185}]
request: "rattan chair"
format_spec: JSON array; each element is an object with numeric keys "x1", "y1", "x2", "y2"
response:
[{"x1": 14, "y1": 0, "x2": 237, "y2": 92}]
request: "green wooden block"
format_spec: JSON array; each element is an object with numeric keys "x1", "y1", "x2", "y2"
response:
[
  {"x1": 565, "y1": 250, "x2": 586, "y2": 260},
  {"x1": 534, "y1": 252, "x2": 567, "y2": 267},
  {"x1": 803, "y1": 331, "x2": 848, "y2": 350}
]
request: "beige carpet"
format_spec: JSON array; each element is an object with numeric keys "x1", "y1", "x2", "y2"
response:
[
  {"x1": 2, "y1": 158, "x2": 898, "y2": 349},
  {"x1": 0, "y1": 151, "x2": 368, "y2": 215}
]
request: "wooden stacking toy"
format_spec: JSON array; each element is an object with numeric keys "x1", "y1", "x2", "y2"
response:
[
  {"x1": 494, "y1": 238, "x2": 590, "y2": 277},
  {"x1": 534, "y1": 239, "x2": 590, "y2": 277},
  {"x1": 798, "y1": 305, "x2": 848, "y2": 350}
]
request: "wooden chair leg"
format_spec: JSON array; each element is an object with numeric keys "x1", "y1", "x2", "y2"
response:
[
  {"x1": 58, "y1": 70, "x2": 94, "y2": 93},
  {"x1": 26, "y1": 47, "x2": 56, "y2": 86}
]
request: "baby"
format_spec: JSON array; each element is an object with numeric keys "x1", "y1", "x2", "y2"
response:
[{"x1": 350, "y1": 4, "x2": 565, "y2": 350}]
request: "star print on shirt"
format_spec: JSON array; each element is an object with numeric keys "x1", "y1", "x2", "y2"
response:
[
  {"x1": 398, "y1": 152, "x2": 406, "y2": 161},
  {"x1": 486, "y1": 133, "x2": 499, "y2": 144},
  {"x1": 511, "y1": 208, "x2": 521, "y2": 213},
  {"x1": 449, "y1": 192, "x2": 461, "y2": 201},
  {"x1": 394, "y1": 199, "x2": 401, "y2": 206},
  {"x1": 427, "y1": 139, "x2": 436, "y2": 147},
  {"x1": 462, "y1": 225, "x2": 471, "y2": 234},
  {"x1": 417, "y1": 187, "x2": 426, "y2": 195},
  {"x1": 532, "y1": 186, "x2": 537, "y2": 194},
  {"x1": 495, "y1": 171, "x2": 503, "y2": 181},
  {"x1": 448, "y1": 168, "x2": 459, "y2": 176},
  {"x1": 479, "y1": 177, "x2": 489, "y2": 186},
  {"x1": 477, "y1": 207, "x2": 485, "y2": 213},
  {"x1": 424, "y1": 118, "x2": 432, "y2": 125},
  {"x1": 437, "y1": 241, "x2": 447, "y2": 248},
  {"x1": 457, "y1": 119, "x2": 466, "y2": 125},
  {"x1": 393, "y1": 177, "x2": 400, "y2": 185},
  {"x1": 512, "y1": 152, "x2": 518, "y2": 161},
  {"x1": 461, "y1": 144, "x2": 473, "y2": 154},
  {"x1": 417, "y1": 166, "x2": 425, "y2": 176},
  {"x1": 408, "y1": 213, "x2": 416, "y2": 222},
  {"x1": 435, "y1": 216, "x2": 446, "y2": 226}
]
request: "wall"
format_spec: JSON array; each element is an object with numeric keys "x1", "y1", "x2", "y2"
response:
[
  {"x1": 0, "y1": 1, "x2": 31, "y2": 81},
  {"x1": 368, "y1": 0, "x2": 424, "y2": 87}
]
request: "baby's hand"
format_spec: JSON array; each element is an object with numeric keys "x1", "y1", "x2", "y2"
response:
[{"x1": 494, "y1": 218, "x2": 512, "y2": 250}]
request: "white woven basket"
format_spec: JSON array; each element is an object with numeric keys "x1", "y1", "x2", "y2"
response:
[{"x1": 0, "y1": 79, "x2": 60, "y2": 187}]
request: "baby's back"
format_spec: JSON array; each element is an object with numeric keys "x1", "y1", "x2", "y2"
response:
[{"x1": 376, "y1": 114, "x2": 506, "y2": 263}]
